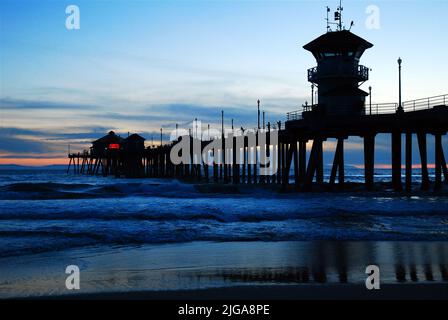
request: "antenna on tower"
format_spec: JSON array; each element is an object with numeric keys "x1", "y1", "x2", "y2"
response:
[
  {"x1": 349, "y1": 20, "x2": 354, "y2": 31},
  {"x1": 326, "y1": 1, "x2": 347, "y2": 32},
  {"x1": 334, "y1": 0, "x2": 343, "y2": 31}
]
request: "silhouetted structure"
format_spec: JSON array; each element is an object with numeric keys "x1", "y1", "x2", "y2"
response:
[
  {"x1": 68, "y1": 131, "x2": 145, "y2": 178},
  {"x1": 68, "y1": 9, "x2": 448, "y2": 191},
  {"x1": 303, "y1": 30, "x2": 372, "y2": 116}
]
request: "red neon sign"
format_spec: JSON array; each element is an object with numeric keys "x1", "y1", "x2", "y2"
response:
[{"x1": 108, "y1": 143, "x2": 120, "y2": 150}]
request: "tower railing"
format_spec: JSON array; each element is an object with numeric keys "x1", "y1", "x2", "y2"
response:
[{"x1": 307, "y1": 65, "x2": 369, "y2": 82}]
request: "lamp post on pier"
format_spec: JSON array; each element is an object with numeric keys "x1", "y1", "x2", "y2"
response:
[{"x1": 397, "y1": 57, "x2": 403, "y2": 113}]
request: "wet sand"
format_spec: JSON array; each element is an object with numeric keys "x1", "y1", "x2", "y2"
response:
[
  {"x1": 31, "y1": 283, "x2": 448, "y2": 300},
  {"x1": 1, "y1": 241, "x2": 447, "y2": 299}
]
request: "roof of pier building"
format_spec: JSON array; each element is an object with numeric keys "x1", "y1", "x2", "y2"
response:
[{"x1": 303, "y1": 30, "x2": 373, "y2": 54}]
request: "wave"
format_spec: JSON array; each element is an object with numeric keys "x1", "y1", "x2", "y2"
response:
[
  {"x1": 0, "y1": 180, "x2": 200, "y2": 200},
  {"x1": 0, "y1": 173, "x2": 447, "y2": 258},
  {"x1": 2, "y1": 179, "x2": 448, "y2": 201},
  {"x1": 0, "y1": 204, "x2": 447, "y2": 222},
  {"x1": 1, "y1": 221, "x2": 446, "y2": 258}
]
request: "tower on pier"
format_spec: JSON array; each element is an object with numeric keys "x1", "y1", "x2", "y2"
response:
[{"x1": 303, "y1": 6, "x2": 373, "y2": 116}]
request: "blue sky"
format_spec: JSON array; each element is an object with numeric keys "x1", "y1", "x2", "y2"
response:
[{"x1": 0, "y1": 0, "x2": 447, "y2": 165}]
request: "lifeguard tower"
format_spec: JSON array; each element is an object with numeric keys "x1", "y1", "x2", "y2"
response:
[{"x1": 303, "y1": 4, "x2": 372, "y2": 117}]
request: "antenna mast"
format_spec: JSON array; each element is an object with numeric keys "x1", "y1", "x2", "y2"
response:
[
  {"x1": 326, "y1": 1, "x2": 345, "y2": 32},
  {"x1": 337, "y1": 0, "x2": 343, "y2": 31}
]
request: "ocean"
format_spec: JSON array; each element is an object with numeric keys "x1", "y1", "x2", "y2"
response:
[
  {"x1": 0, "y1": 168, "x2": 447, "y2": 298},
  {"x1": 0, "y1": 168, "x2": 447, "y2": 257}
]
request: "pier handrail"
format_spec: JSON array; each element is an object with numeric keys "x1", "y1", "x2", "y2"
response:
[
  {"x1": 286, "y1": 103, "x2": 319, "y2": 121},
  {"x1": 365, "y1": 103, "x2": 399, "y2": 115},
  {"x1": 286, "y1": 109, "x2": 303, "y2": 121},
  {"x1": 286, "y1": 94, "x2": 447, "y2": 121},
  {"x1": 402, "y1": 94, "x2": 447, "y2": 112}
]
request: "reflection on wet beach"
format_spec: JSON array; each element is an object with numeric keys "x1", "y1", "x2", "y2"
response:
[
  {"x1": 0, "y1": 241, "x2": 447, "y2": 298},
  {"x1": 202, "y1": 241, "x2": 448, "y2": 285}
]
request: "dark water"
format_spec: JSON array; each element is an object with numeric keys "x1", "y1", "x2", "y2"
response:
[{"x1": 0, "y1": 169, "x2": 447, "y2": 258}]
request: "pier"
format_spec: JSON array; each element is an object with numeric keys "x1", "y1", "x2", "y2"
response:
[
  {"x1": 68, "y1": 94, "x2": 448, "y2": 192},
  {"x1": 68, "y1": 19, "x2": 448, "y2": 192}
]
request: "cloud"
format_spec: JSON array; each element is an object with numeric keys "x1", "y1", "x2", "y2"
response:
[
  {"x1": 0, "y1": 136, "x2": 50, "y2": 154},
  {"x1": 0, "y1": 126, "x2": 113, "y2": 156},
  {"x1": 0, "y1": 98, "x2": 101, "y2": 110},
  {"x1": 0, "y1": 126, "x2": 112, "y2": 140},
  {"x1": 146, "y1": 103, "x2": 285, "y2": 126}
]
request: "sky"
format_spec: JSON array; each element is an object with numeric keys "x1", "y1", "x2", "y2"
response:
[{"x1": 0, "y1": 0, "x2": 447, "y2": 166}]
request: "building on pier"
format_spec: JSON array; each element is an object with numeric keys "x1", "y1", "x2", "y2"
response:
[{"x1": 304, "y1": 30, "x2": 372, "y2": 117}]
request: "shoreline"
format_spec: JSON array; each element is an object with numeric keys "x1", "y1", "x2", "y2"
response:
[{"x1": 17, "y1": 283, "x2": 448, "y2": 300}]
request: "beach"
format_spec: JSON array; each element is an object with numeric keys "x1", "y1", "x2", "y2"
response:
[{"x1": 1, "y1": 241, "x2": 447, "y2": 299}]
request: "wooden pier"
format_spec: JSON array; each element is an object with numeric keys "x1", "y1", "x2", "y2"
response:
[
  {"x1": 68, "y1": 27, "x2": 448, "y2": 192},
  {"x1": 68, "y1": 94, "x2": 448, "y2": 192}
]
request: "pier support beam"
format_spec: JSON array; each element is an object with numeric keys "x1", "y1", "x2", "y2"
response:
[
  {"x1": 298, "y1": 141, "x2": 307, "y2": 185},
  {"x1": 293, "y1": 141, "x2": 299, "y2": 186},
  {"x1": 67, "y1": 157, "x2": 72, "y2": 174},
  {"x1": 405, "y1": 132, "x2": 412, "y2": 192},
  {"x1": 254, "y1": 133, "x2": 258, "y2": 184},
  {"x1": 392, "y1": 132, "x2": 402, "y2": 191},
  {"x1": 223, "y1": 140, "x2": 228, "y2": 184},
  {"x1": 364, "y1": 135, "x2": 375, "y2": 190},
  {"x1": 282, "y1": 143, "x2": 294, "y2": 187},
  {"x1": 316, "y1": 139, "x2": 324, "y2": 184},
  {"x1": 435, "y1": 133, "x2": 442, "y2": 190},
  {"x1": 330, "y1": 138, "x2": 345, "y2": 188},
  {"x1": 247, "y1": 145, "x2": 252, "y2": 184},
  {"x1": 276, "y1": 143, "x2": 281, "y2": 184},
  {"x1": 442, "y1": 143, "x2": 448, "y2": 184},
  {"x1": 304, "y1": 137, "x2": 323, "y2": 190},
  {"x1": 417, "y1": 133, "x2": 430, "y2": 190}
]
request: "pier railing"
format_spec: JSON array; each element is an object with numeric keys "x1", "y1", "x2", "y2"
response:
[
  {"x1": 365, "y1": 103, "x2": 399, "y2": 115},
  {"x1": 287, "y1": 94, "x2": 447, "y2": 121},
  {"x1": 286, "y1": 103, "x2": 317, "y2": 121},
  {"x1": 402, "y1": 94, "x2": 447, "y2": 112},
  {"x1": 286, "y1": 109, "x2": 303, "y2": 121},
  {"x1": 366, "y1": 94, "x2": 447, "y2": 115}
]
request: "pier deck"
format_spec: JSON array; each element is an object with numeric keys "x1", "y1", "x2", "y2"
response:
[{"x1": 68, "y1": 95, "x2": 448, "y2": 192}]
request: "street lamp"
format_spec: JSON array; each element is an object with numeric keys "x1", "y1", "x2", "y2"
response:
[{"x1": 397, "y1": 57, "x2": 403, "y2": 112}]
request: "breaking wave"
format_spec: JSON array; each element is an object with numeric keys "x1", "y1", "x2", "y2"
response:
[{"x1": 0, "y1": 170, "x2": 447, "y2": 257}]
